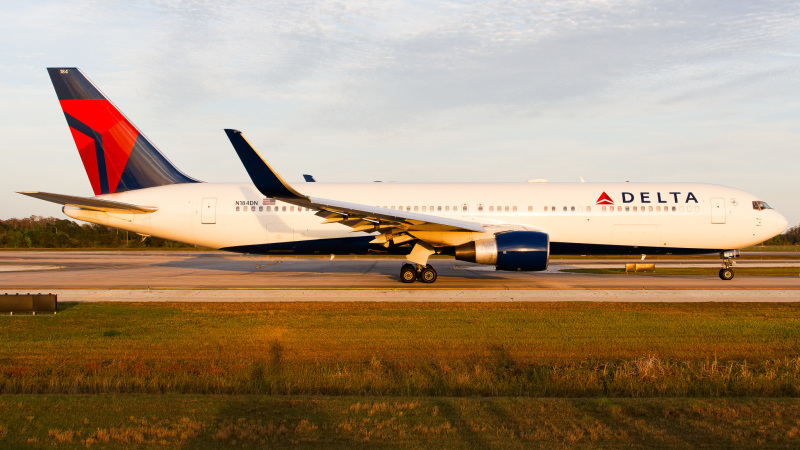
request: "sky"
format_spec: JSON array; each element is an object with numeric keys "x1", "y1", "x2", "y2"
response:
[{"x1": 1, "y1": 0, "x2": 799, "y2": 227}]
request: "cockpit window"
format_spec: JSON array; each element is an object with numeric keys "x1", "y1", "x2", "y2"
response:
[{"x1": 752, "y1": 201, "x2": 772, "y2": 211}]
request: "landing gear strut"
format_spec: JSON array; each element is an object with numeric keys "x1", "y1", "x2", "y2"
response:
[
  {"x1": 399, "y1": 263, "x2": 438, "y2": 284},
  {"x1": 718, "y1": 249, "x2": 739, "y2": 281}
]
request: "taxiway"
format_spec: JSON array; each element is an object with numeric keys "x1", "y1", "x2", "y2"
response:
[{"x1": 0, "y1": 251, "x2": 798, "y2": 302}]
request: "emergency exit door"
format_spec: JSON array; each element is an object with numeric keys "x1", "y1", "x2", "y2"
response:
[
  {"x1": 710, "y1": 197, "x2": 726, "y2": 224},
  {"x1": 201, "y1": 198, "x2": 217, "y2": 224}
]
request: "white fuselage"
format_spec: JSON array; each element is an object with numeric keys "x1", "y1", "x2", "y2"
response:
[{"x1": 63, "y1": 182, "x2": 787, "y2": 254}]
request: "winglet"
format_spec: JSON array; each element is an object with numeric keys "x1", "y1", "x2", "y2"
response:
[{"x1": 224, "y1": 129, "x2": 306, "y2": 200}]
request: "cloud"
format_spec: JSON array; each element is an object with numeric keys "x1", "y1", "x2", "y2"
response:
[{"x1": 1, "y1": 0, "x2": 799, "y2": 224}]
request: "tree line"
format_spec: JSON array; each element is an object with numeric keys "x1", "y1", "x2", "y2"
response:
[
  {"x1": 0, "y1": 216, "x2": 194, "y2": 249},
  {"x1": 0, "y1": 215, "x2": 797, "y2": 249},
  {"x1": 760, "y1": 224, "x2": 800, "y2": 246}
]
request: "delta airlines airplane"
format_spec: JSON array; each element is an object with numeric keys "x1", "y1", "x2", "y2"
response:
[{"x1": 20, "y1": 68, "x2": 788, "y2": 283}]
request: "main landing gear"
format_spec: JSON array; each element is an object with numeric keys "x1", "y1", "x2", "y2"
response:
[
  {"x1": 718, "y1": 249, "x2": 740, "y2": 281},
  {"x1": 400, "y1": 263, "x2": 438, "y2": 284}
]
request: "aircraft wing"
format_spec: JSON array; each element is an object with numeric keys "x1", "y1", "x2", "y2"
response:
[
  {"x1": 18, "y1": 191, "x2": 158, "y2": 214},
  {"x1": 224, "y1": 129, "x2": 485, "y2": 235}
]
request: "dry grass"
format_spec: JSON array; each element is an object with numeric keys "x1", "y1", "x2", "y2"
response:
[{"x1": 1, "y1": 395, "x2": 800, "y2": 448}]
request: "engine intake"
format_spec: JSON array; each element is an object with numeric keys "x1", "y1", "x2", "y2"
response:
[{"x1": 455, "y1": 231, "x2": 549, "y2": 271}]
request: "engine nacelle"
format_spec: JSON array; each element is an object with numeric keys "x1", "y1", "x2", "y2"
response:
[{"x1": 454, "y1": 231, "x2": 549, "y2": 271}]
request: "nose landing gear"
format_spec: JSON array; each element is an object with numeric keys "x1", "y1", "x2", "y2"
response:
[
  {"x1": 399, "y1": 263, "x2": 438, "y2": 283},
  {"x1": 719, "y1": 267, "x2": 734, "y2": 280},
  {"x1": 718, "y1": 249, "x2": 740, "y2": 281}
]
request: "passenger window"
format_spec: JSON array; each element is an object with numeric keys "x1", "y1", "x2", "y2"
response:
[
  {"x1": 490, "y1": 206, "x2": 495, "y2": 212},
  {"x1": 551, "y1": 206, "x2": 555, "y2": 211},
  {"x1": 571, "y1": 206, "x2": 575, "y2": 212},
  {"x1": 504, "y1": 206, "x2": 509, "y2": 212},
  {"x1": 671, "y1": 206, "x2": 676, "y2": 211},
  {"x1": 445, "y1": 206, "x2": 450, "y2": 212},
  {"x1": 528, "y1": 206, "x2": 533, "y2": 212},
  {"x1": 513, "y1": 206, "x2": 518, "y2": 212},
  {"x1": 437, "y1": 206, "x2": 442, "y2": 211},
  {"x1": 478, "y1": 204, "x2": 484, "y2": 212},
  {"x1": 625, "y1": 206, "x2": 630, "y2": 212},
  {"x1": 251, "y1": 206, "x2": 255, "y2": 212},
  {"x1": 563, "y1": 206, "x2": 567, "y2": 212},
  {"x1": 235, "y1": 206, "x2": 240, "y2": 212},
  {"x1": 617, "y1": 206, "x2": 622, "y2": 212},
  {"x1": 633, "y1": 206, "x2": 637, "y2": 212},
  {"x1": 586, "y1": 206, "x2": 591, "y2": 212},
  {"x1": 259, "y1": 206, "x2": 263, "y2": 212},
  {"x1": 543, "y1": 206, "x2": 548, "y2": 212},
  {"x1": 462, "y1": 204, "x2": 468, "y2": 212},
  {"x1": 414, "y1": 206, "x2": 419, "y2": 212},
  {"x1": 602, "y1": 206, "x2": 606, "y2": 212},
  {"x1": 421, "y1": 206, "x2": 426, "y2": 212}
]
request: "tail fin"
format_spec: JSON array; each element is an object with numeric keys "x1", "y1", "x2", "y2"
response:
[{"x1": 47, "y1": 67, "x2": 199, "y2": 195}]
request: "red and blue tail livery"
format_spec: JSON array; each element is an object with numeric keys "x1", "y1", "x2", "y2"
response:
[{"x1": 47, "y1": 68, "x2": 198, "y2": 194}]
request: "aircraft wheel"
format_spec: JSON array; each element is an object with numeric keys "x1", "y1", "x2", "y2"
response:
[
  {"x1": 419, "y1": 266, "x2": 438, "y2": 283},
  {"x1": 719, "y1": 268, "x2": 734, "y2": 280},
  {"x1": 400, "y1": 264, "x2": 417, "y2": 283}
]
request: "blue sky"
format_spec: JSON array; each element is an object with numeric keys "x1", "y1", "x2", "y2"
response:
[{"x1": 1, "y1": 0, "x2": 799, "y2": 227}]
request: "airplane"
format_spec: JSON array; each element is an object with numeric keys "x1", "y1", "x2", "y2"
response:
[{"x1": 20, "y1": 68, "x2": 789, "y2": 283}]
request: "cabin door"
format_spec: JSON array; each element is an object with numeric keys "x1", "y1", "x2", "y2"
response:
[{"x1": 201, "y1": 198, "x2": 217, "y2": 224}]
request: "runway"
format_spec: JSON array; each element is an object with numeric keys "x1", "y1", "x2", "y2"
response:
[{"x1": 1, "y1": 250, "x2": 798, "y2": 302}]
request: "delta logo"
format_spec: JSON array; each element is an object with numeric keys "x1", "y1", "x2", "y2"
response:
[
  {"x1": 595, "y1": 191, "x2": 699, "y2": 205},
  {"x1": 596, "y1": 192, "x2": 614, "y2": 205}
]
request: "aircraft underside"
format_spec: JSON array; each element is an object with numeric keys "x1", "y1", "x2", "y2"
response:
[{"x1": 221, "y1": 236, "x2": 721, "y2": 257}]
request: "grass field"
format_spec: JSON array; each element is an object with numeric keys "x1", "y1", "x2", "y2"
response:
[
  {"x1": 2, "y1": 301, "x2": 800, "y2": 447},
  {"x1": 3, "y1": 396, "x2": 800, "y2": 448}
]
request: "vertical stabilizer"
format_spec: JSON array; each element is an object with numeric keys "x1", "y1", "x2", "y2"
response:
[{"x1": 47, "y1": 67, "x2": 199, "y2": 194}]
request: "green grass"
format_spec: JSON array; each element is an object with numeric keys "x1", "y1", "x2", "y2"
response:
[
  {"x1": 562, "y1": 267, "x2": 800, "y2": 276},
  {"x1": 743, "y1": 245, "x2": 800, "y2": 252},
  {"x1": 3, "y1": 302, "x2": 800, "y2": 447},
  {"x1": 2, "y1": 395, "x2": 800, "y2": 448},
  {"x1": 2, "y1": 302, "x2": 800, "y2": 397}
]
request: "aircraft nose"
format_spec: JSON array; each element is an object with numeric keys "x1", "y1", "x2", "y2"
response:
[{"x1": 776, "y1": 212, "x2": 789, "y2": 235}]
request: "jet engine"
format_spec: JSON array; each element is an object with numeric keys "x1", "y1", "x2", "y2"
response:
[{"x1": 454, "y1": 231, "x2": 549, "y2": 271}]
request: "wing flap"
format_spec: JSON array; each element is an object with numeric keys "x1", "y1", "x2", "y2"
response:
[{"x1": 18, "y1": 191, "x2": 157, "y2": 214}]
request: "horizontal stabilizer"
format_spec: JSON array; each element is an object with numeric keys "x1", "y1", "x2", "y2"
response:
[{"x1": 18, "y1": 191, "x2": 157, "y2": 214}]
